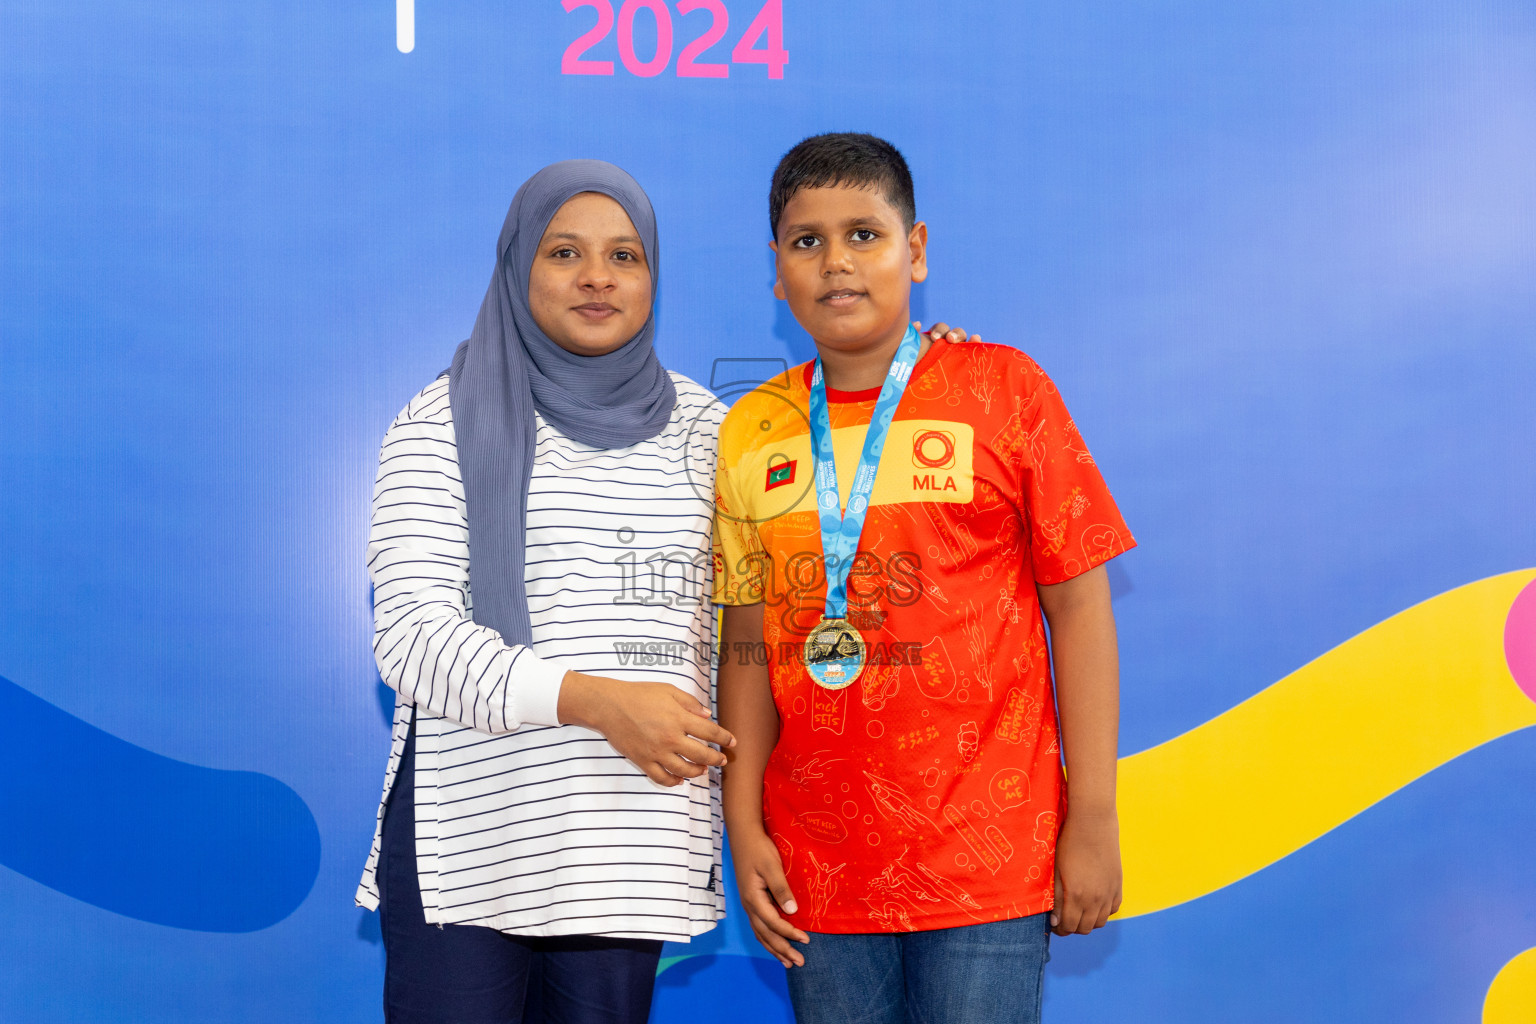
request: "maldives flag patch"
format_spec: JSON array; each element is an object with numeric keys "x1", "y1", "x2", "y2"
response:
[{"x1": 765, "y1": 459, "x2": 796, "y2": 491}]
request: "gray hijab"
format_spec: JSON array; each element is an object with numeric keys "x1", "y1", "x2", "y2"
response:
[{"x1": 448, "y1": 159, "x2": 676, "y2": 651}]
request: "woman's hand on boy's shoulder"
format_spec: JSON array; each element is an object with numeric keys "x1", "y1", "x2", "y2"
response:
[
  {"x1": 729, "y1": 826, "x2": 809, "y2": 968},
  {"x1": 919, "y1": 321, "x2": 982, "y2": 345},
  {"x1": 1051, "y1": 807, "x2": 1123, "y2": 937}
]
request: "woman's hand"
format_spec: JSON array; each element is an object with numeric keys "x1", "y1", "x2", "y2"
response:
[
  {"x1": 557, "y1": 672, "x2": 734, "y2": 786},
  {"x1": 917, "y1": 320, "x2": 981, "y2": 344},
  {"x1": 730, "y1": 826, "x2": 808, "y2": 967}
]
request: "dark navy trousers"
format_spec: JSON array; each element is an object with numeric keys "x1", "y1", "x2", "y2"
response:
[{"x1": 378, "y1": 725, "x2": 662, "y2": 1024}]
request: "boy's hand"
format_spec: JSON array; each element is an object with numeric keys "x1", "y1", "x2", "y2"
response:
[
  {"x1": 558, "y1": 671, "x2": 734, "y2": 787},
  {"x1": 730, "y1": 827, "x2": 808, "y2": 967},
  {"x1": 1051, "y1": 808, "x2": 1122, "y2": 936},
  {"x1": 917, "y1": 320, "x2": 981, "y2": 344}
]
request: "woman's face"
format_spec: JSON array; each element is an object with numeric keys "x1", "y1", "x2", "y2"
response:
[{"x1": 527, "y1": 191, "x2": 653, "y2": 357}]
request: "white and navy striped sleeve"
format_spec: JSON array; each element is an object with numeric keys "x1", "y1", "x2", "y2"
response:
[{"x1": 368, "y1": 378, "x2": 567, "y2": 733}]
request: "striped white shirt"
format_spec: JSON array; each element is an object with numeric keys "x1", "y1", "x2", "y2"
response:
[{"x1": 355, "y1": 372, "x2": 726, "y2": 941}]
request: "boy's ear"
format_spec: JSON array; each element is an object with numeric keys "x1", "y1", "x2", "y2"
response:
[
  {"x1": 769, "y1": 239, "x2": 786, "y2": 300},
  {"x1": 908, "y1": 221, "x2": 929, "y2": 284}
]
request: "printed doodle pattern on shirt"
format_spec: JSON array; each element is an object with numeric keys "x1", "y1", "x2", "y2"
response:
[{"x1": 715, "y1": 341, "x2": 1135, "y2": 932}]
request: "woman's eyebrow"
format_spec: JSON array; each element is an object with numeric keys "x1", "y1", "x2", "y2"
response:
[{"x1": 546, "y1": 232, "x2": 642, "y2": 244}]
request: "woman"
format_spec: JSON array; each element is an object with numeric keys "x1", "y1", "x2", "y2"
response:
[{"x1": 354, "y1": 161, "x2": 733, "y2": 1024}]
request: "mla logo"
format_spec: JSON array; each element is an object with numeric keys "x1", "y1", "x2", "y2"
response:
[{"x1": 911, "y1": 429, "x2": 956, "y2": 469}]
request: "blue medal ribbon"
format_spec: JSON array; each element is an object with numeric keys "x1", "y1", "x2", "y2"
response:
[{"x1": 808, "y1": 324, "x2": 923, "y2": 621}]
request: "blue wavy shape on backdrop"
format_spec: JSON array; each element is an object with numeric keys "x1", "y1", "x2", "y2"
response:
[{"x1": 0, "y1": 675, "x2": 321, "y2": 932}]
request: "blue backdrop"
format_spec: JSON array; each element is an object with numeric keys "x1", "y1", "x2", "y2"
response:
[{"x1": 3, "y1": 1, "x2": 1534, "y2": 1020}]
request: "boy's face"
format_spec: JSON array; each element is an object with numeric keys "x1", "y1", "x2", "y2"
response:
[{"x1": 771, "y1": 184, "x2": 927, "y2": 355}]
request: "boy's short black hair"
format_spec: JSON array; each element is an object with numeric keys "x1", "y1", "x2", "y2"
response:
[{"x1": 769, "y1": 133, "x2": 916, "y2": 237}]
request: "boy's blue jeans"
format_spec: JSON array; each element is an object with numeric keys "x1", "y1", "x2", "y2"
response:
[{"x1": 785, "y1": 914, "x2": 1051, "y2": 1024}]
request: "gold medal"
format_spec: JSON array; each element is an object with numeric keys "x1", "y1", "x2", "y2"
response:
[{"x1": 803, "y1": 617, "x2": 866, "y2": 690}]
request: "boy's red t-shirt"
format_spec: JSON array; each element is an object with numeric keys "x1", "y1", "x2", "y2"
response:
[{"x1": 714, "y1": 339, "x2": 1134, "y2": 933}]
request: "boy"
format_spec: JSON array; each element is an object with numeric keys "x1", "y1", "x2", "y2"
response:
[{"x1": 715, "y1": 133, "x2": 1133, "y2": 1024}]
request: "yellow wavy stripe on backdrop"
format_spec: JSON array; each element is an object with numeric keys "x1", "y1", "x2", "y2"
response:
[{"x1": 1116, "y1": 568, "x2": 1536, "y2": 919}]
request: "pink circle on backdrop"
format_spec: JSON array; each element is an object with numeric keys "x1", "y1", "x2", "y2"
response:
[{"x1": 1505, "y1": 578, "x2": 1536, "y2": 704}]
